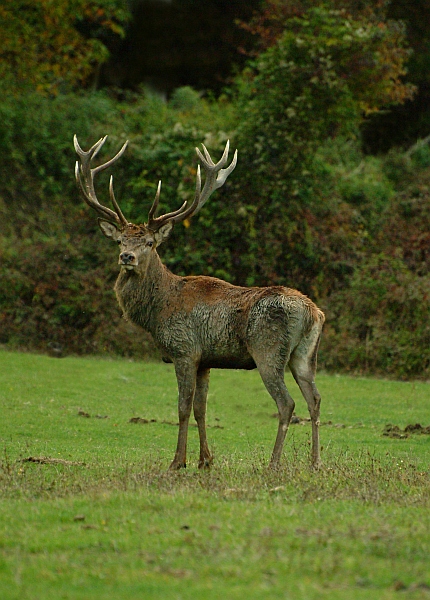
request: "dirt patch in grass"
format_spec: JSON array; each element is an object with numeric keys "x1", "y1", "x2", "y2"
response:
[
  {"x1": 78, "y1": 410, "x2": 108, "y2": 419},
  {"x1": 22, "y1": 456, "x2": 86, "y2": 466},
  {"x1": 383, "y1": 423, "x2": 430, "y2": 439},
  {"x1": 129, "y1": 417, "x2": 157, "y2": 424},
  {"x1": 128, "y1": 417, "x2": 224, "y2": 429}
]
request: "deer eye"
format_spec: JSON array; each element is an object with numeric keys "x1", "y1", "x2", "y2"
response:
[
  {"x1": 117, "y1": 239, "x2": 122, "y2": 245},
  {"x1": 146, "y1": 240, "x2": 154, "y2": 248}
]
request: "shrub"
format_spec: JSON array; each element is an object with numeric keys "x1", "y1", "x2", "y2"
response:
[{"x1": 321, "y1": 254, "x2": 430, "y2": 379}]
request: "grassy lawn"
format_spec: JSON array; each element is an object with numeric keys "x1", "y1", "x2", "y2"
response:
[{"x1": 0, "y1": 350, "x2": 429, "y2": 599}]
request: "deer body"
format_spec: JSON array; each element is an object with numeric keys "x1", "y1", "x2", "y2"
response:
[
  {"x1": 74, "y1": 136, "x2": 325, "y2": 469},
  {"x1": 115, "y1": 254, "x2": 320, "y2": 371}
]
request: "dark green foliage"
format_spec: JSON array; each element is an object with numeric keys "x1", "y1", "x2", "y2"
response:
[
  {"x1": 1, "y1": 86, "x2": 429, "y2": 378},
  {"x1": 0, "y1": 0, "x2": 129, "y2": 96},
  {"x1": 323, "y1": 254, "x2": 430, "y2": 379},
  {"x1": 0, "y1": 4, "x2": 428, "y2": 379},
  {"x1": 0, "y1": 214, "x2": 152, "y2": 357},
  {"x1": 363, "y1": 0, "x2": 430, "y2": 151},
  {"x1": 321, "y1": 165, "x2": 430, "y2": 379}
]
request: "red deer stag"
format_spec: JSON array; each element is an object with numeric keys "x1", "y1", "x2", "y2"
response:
[{"x1": 74, "y1": 135, "x2": 325, "y2": 469}]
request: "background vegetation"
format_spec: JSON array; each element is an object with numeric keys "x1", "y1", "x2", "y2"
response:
[{"x1": 0, "y1": 0, "x2": 429, "y2": 379}]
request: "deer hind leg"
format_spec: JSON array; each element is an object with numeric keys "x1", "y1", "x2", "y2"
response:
[
  {"x1": 169, "y1": 360, "x2": 197, "y2": 470},
  {"x1": 193, "y1": 368, "x2": 213, "y2": 469},
  {"x1": 289, "y1": 331, "x2": 323, "y2": 469},
  {"x1": 255, "y1": 358, "x2": 295, "y2": 468}
]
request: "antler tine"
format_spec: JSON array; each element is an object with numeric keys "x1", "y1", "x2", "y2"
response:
[
  {"x1": 168, "y1": 164, "x2": 202, "y2": 223},
  {"x1": 74, "y1": 134, "x2": 129, "y2": 227},
  {"x1": 193, "y1": 140, "x2": 237, "y2": 214},
  {"x1": 199, "y1": 144, "x2": 216, "y2": 167},
  {"x1": 109, "y1": 176, "x2": 128, "y2": 225},
  {"x1": 146, "y1": 142, "x2": 236, "y2": 231},
  {"x1": 74, "y1": 160, "x2": 120, "y2": 224},
  {"x1": 196, "y1": 140, "x2": 230, "y2": 171},
  {"x1": 147, "y1": 180, "x2": 189, "y2": 228},
  {"x1": 148, "y1": 181, "x2": 162, "y2": 222},
  {"x1": 215, "y1": 148, "x2": 237, "y2": 186},
  {"x1": 146, "y1": 166, "x2": 203, "y2": 231},
  {"x1": 73, "y1": 134, "x2": 107, "y2": 161},
  {"x1": 92, "y1": 140, "x2": 128, "y2": 176}
]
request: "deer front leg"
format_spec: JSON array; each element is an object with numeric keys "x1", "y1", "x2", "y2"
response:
[
  {"x1": 193, "y1": 368, "x2": 213, "y2": 469},
  {"x1": 169, "y1": 360, "x2": 197, "y2": 470}
]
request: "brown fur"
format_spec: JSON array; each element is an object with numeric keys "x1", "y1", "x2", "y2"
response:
[
  {"x1": 75, "y1": 136, "x2": 324, "y2": 470},
  {"x1": 108, "y1": 229, "x2": 325, "y2": 470}
]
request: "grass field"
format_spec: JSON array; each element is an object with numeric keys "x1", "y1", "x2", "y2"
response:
[{"x1": 0, "y1": 350, "x2": 429, "y2": 599}]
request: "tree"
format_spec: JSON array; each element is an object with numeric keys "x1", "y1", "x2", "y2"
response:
[
  {"x1": 239, "y1": 3, "x2": 414, "y2": 121},
  {"x1": 0, "y1": 0, "x2": 129, "y2": 95},
  {"x1": 240, "y1": 0, "x2": 425, "y2": 150},
  {"x1": 363, "y1": 0, "x2": 430, "y2": 150},
  {"x1": 216, "y1": 5, "x2": 415, "y2": 293},
  {"x1": 235, "y1": 5, "x2": 414, "y2": 198}
]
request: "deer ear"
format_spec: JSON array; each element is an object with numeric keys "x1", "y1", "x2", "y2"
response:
[
  {"x1": 98, "y1": 219, "x2": 120, "y2": 240},
  {"x1": 154, "y1": 221, "x2": 173, "y2": 246}
]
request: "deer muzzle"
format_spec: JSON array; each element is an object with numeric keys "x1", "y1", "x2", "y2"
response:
[{"x1": 119, "y1": 251, "x2": 137, "y2": 269}]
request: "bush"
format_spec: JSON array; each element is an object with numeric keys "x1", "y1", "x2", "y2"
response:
[
  {"x1": 321, "y1": 254, "x2": 430, "y2": 379},
  {"x1": 1, "y1": 86, "x2": 428, "y2": 379},
  {"x1": 320, "y1": 167, "x2": 430, "y2": 381}
]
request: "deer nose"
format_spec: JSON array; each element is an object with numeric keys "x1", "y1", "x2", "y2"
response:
[{"x1": 119, "y1": 251, "x2": 136, "y2": 265}]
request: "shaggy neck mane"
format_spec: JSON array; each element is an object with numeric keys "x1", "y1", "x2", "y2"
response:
[{"x1": 115, "y1": 250, "x2": 179, "y2": 331}]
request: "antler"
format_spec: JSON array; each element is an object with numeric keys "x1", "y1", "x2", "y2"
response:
[
  {"x1": 74, "y1": 135, "x2": 129, "y2": 227},
  {"x1": 195, "y1": 140, "x2": 238, "y2": 212},
  {"x1": 146, "y1": 141, "x2": 237, "y2": 232}
]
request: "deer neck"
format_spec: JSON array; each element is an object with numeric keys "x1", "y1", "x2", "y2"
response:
[{"x1": 114, "y1": 250, "x2": 178, "y2": 332}]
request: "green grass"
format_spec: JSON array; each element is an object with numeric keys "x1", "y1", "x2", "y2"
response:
[{"x1": 0, "y1": 350, "x2": 429, "y2": 599}]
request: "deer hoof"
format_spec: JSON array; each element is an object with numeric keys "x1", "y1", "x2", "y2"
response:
[
  {"x1": 198, "y1": 457, "x2": 213, "y2": 469},
  {"x1": 311, "y1": 458, "x2": 322, "y2": 471},
  {"x1": 169, "y1": 460, "x2": 186, "y2": 470},
  {"x1": 268, "y1": 458, "x2": 282, "y2": 471}
]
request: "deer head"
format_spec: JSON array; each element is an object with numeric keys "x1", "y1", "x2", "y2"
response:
[{"x1": 74, "y1": 135, "x2": 237, "y2": 275}]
